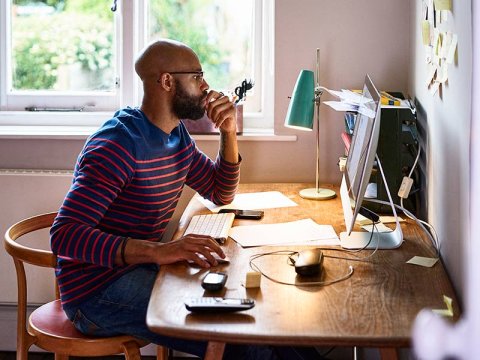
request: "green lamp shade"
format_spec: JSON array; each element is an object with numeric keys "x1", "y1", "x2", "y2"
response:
[{"x1": 284, "y1": 70, "x2": 315, "y2": 130}]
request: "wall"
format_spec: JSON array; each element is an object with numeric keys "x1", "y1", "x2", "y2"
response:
[{"x1": 409, "y1": 1, "x2": 472, "y2": 302}]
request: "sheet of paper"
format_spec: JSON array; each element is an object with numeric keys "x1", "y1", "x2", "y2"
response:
[
  {"x1": 427, "y1": 0, "x2": 435, "y2": 26},
  {"x1": 407, "y1": 256, "x2": 439, "y2": 267},
  {"x1": 319, "y1": 87, "x2": 367, "y2": 105},
  {"x1": 440, "y1": 32, "x2": 452, "y2": 58},
  {"x1": 430, "y1": 81, "x2": 441, "y2": 95},
  {"x1": 196, "y1": 191, "x2": 298, "y2": 212},
  {"x1": 324, "y1": 101, "x2": 374, "y2": 118},
  {"x1": 422, "y1": 0, "x2": 428, "y2": 20},
  {"x1": 357, "y1": 105, "x2": 376, "y2": 118},
  {"x1": 437, "y1": 63, "x2": 448, "y2": 83},
  {"x1": 432, "y1": 295, "x2": 454, "y2": 317},
  {"x1": 318, "y1": 86, "x2": 345, "y2": 99},
  {"x1": 446, "y1": 34, "x2": 457, "y2": 64},
  {"x1": 228, "y1": 218, "x2": 339, "y2": 247},
  {"x1": 339, "y1": 89, "x2": 371, "y2": 105},
  {"x1": 425, "y1": 45, "x2": 433, "y2": 64},
  {"x1": 323, "y1": 101, "x2": 359, "y2": 113},
  {"x1": 425, "y1": 63, "x2": 437, "y2": 86},
  {"x1": 320, "y1": 87, "x2": 374, "y2": 107},
  {"x1": 440, "y1": 9, "x2": 448, "y2": 22}
]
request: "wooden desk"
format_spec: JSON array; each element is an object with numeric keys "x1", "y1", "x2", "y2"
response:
[{"x1": 146, "y1": 184, "x2": 459, "y2": 360}]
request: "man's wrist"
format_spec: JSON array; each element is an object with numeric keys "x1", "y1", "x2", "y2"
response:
[
  {"x1": 119, "y1": 238, "x2": 162, "y2": 265},
  {"x1": 219, "y1": 130, "x2": 238, "y2": 164}
]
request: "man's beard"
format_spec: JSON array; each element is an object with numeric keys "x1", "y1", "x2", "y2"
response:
[{"x1": 172, "y1": 80, "x2": 206, "y2": 120}]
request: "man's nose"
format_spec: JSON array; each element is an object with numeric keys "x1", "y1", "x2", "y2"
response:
[{"x1": 200, "y1": 79, "x2": 209, "y2": 91}]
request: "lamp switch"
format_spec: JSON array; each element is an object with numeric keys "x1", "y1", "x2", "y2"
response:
[{"x1": 398, "y1": 177, "x2": 414, "y2": 198}]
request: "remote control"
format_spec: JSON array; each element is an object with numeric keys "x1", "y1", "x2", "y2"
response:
[{"x1": 185, "y1": 297, "x2": 255, "y2": 313}]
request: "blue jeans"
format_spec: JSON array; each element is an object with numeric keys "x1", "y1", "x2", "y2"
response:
[{"x1": 63, "y1": 264, "x2": 281, "y2": 360}]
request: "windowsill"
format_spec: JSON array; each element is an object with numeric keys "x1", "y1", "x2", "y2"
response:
[
  {"x1": 0, "y1": 112, "x2": 297, "y2": 141},
  {"x1": 0, "y1": 125, "x2": 296, "y2": 141}
]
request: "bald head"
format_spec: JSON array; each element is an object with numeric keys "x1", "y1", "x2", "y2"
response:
[{"x1": 135, "y1": 39, "x2": 199, "y2": 83}]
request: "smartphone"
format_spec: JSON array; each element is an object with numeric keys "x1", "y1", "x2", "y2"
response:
[
  {"x1": 201, "y1": 272, "x2": 228, "y2": 291},
  {"x1": 218, "y1": 209, "x2": 264, "y2": 220}
]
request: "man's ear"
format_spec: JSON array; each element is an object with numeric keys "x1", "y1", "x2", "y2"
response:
[{"x1": 157, "y1": 73, "x2": 174, "y2": 92}]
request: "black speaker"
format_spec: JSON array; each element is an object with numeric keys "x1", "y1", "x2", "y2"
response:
[{"x1": 342, "y1": 93, "x2": 422, "y2": 216}]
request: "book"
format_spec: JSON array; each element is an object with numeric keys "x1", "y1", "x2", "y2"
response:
[
  {"x1": 348, "y1": 89, "x2": 404, "y2": 107},
  {"x1": 380, "y1": 91, "x2": 402, "y2": 106}
]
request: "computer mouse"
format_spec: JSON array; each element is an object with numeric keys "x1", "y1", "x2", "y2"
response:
[{"x1": 294, "y1": 249, "x2": 323, "y2": 276}]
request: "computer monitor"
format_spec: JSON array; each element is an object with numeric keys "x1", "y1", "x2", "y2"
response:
[{"x1": 339, "y1": 74, "x2": 403, "y2": 249}]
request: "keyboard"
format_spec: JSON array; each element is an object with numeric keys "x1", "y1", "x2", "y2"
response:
[{"x1": 184, "y1": 212, "x2": 235, "y2": 244}]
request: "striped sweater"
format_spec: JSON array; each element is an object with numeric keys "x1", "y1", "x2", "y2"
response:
[{"x1": 50, "y1": 107, "x2": 240, "y2": 308}]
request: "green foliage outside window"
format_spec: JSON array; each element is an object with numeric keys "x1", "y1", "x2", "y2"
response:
[
  {"x1": 13, "y1": 13, "x2": 113, "y2": 90},
  {"x1": 12, "y1": 0, "x2": 113, "y2": 90},
  {"x1": 12, "y1": 0, "x2": 235, "y2": 91},
  {"x1": 149, "y1": 0, "x2": 229, "y2": 89}
]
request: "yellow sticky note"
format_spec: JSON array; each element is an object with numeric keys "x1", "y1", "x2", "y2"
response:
[
  {"x1": 432, "y1": 295, "x2": 454, "y2": 317},
  {"x1": 436, "y1": 32, "x2": 443, "y2": 56},
  {"x1": 422, "y1": 20, "x2": 431, "y2": 45},
  {"x1": 362, "y1": 223, "x2": 392, "y2": 233},
  {"x1": 434, "y1": 0, "x2": 452, "y2": 11},
  {"x1": 406, "y1": 256, "x2": 439, "y2": 267},
  {"x1": 355, "y1": 213, "x2": 373, "y2": 226},
  {"x1": 433, "y1": 29, "x2": 440, "y2": 56},
  {"x1": 379, "y1": 216, "x2": 404, "y2": 224}
]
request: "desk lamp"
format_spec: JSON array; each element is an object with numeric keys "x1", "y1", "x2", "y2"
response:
[{"x1": 284, "y1": 49, "x2": 336, "y2": 200}]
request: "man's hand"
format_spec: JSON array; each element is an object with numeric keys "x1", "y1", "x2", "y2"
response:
[
  {"x1": 205, "y1": 90, "x2": 237, "y2": 133},
  {"x1": 157, "y1": 234, "x2": 225, "y2": 267},
  {"x1": 117, "y1": 234, "x2": 226, "y2": 268}
]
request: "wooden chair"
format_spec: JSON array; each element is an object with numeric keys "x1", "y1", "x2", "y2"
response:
[{"x1": 4, "y1": 212, "x2": 169, "y2": 360}]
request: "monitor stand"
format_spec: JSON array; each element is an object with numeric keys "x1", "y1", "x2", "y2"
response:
[
  {"x1": 339, "y1": 156, "x2": 403, "y2": 250},
  {"x1": 340, "y1": 222, "x2": 402, "y2": 249}
]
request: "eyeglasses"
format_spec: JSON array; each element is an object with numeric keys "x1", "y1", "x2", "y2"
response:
[{"x1": 168, "y1": 71, "x2": 204, "y2": 84}]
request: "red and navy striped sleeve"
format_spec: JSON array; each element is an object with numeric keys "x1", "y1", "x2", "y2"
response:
[
  {"x1": 50, "y1": 125, "x2": 136, "y2": 269},
  {"x1": 185, "y1": 142, "x2": 241, "y2": 205}
]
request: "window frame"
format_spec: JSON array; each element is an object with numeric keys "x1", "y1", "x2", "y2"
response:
[
  {"x1": 0, "y1": 0, "x2": 122, "y2": 111},
  {"x1": 0, "y1": 0, "x2": 273, "y2": 131}
]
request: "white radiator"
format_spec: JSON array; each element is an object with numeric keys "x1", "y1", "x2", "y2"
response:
[{"x1": 0, "y1": 169, "x2": 73, "y2": 305}]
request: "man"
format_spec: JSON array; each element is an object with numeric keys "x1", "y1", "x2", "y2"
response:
[
  {"x1": 50, "y1": 39, "x2": 250, "y2": 357},
  {"x1": 51, "y1": 39, "x2": 320, "y2": 360}
]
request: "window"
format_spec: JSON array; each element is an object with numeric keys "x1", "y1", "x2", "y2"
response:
[
  {"x1": 0, "y1": 0, "x2": 273, "y2": 130},
  {"x1": 3, "y1": 0, "x2": 119, "y2": 111}
]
